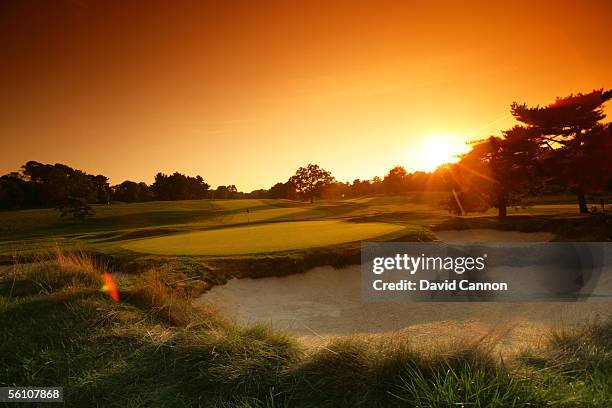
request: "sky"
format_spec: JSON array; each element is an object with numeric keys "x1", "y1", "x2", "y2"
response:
[{"x1": 1, "y1": 0, "x2": 611, "y2": 191}]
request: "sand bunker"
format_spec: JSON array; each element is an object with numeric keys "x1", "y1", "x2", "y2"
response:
[
  {"x1": 196, "y1": 264, "x2": 610, "y2": 350},
  {"x1": 196, "y1": 229, "x2": 608, "y2": 351}
]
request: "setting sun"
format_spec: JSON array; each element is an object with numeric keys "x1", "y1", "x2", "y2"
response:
[{"x1": 408, "y1": 134, "x2": 469, "y2": 172}]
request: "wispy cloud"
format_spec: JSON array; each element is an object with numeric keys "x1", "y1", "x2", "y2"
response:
[{"x1": 260, "y1": 57, "x2": 522, "y2": 104}]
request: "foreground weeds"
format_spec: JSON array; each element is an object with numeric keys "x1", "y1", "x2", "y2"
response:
[
  {"x1": 1, "y1": 248, "x2": 104, "y2": 297},
  {"x1": 1, "y1": 252, "x2": 611, "y2": 407}
]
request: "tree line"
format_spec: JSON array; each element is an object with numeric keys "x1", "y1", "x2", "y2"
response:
[
  {"x1": 0, "y1": 165, "x2": 216, "y2": 210},
  {"x1": 0, "y1": 160, "x2": 448, "y2": 211},
  {"x1": 265, "y1": 164, "x2": 449, "y2": 202},
  {"x1": 0, "y1": 161, "x2": 112, "y2": 210},
  {"x1": 1, "y1": 89, "x2": 610, "y2": 218}
]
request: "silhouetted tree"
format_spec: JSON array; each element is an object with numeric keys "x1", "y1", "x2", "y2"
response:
[
  {"x1": 0, "y1": 173, "x2": 27, "y2": 209},
  {"x1": 427, "y1": 167, "x2": 452, "y2": 191},
  {"x1": 247, "y1": 189, "x2": 269, "y2": 199},
  {"x1": 269, "y1": 181, "x2": 296, "y2": 199},
  {"x1": 441, "y1": 188, "x2": 489, "y2": 215},
  {"x1": 370, "y1": 176, "x2": 383, "y2": 194},
  {"x1": 151, "y1": 172, "x2": 210, "y2": 201},
  {"x1": 383, "y1": 166, "x2": 408, "y2": 194},
  {"x1": 289, "y1": 164, "x2": 334, "y2": 203},
  {"x1": 0, "y1": 161, "x2": 111, "y2": 209},
  {"x1": 112, "y1": 180, "x2": 153, "y2": 202},
  {"x1": 56, "y1": 197, "x2": 95, "y2": 221},
  {"x1": 349, "y1": 179, "x2": 371, "y2": 197},
  {"x1": 320, "y1": 181, "x2": 350, "y2": 199},
  {"x1": 227, "y1": 185, "x2": 238, "y2": 198},
  {"x1": 446, "y1": 130, "x2": 541, "y2": 216},
  {"x1": 22, "y1": 161, "x2": 72, "y2": 206},
  {"x1": 91, "y1": 175, "x2": 111, "y2": 204},
  {"x1": 567, "y1": 123, "x2": 612, "y2": 195},
  {"x1": 214, "y1": 185, "x2": 238, "y2": 200},
  {"x1": 406, "y1": 171, "x2": 429, "y2": 191},
  {"x1": 511, "y1": 89, "x2": 612, "y2": 213}
]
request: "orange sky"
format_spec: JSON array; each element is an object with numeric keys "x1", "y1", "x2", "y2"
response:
[{"x1": 1, "y1": 0, "x2": 611, "y2": 190}]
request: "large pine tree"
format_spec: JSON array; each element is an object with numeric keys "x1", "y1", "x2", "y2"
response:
[{"x1": 511, "y1": 89, "x2": 612, "y2": 213}]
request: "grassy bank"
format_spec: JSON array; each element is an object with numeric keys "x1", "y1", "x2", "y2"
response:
[
  {"x1": 1, "y1": 253, "x2": 611, "y2": 407},
  {"x1": 432, "y1": 212, "x2": 612, "y2": 241}
]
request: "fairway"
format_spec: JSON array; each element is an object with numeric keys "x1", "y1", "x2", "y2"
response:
[{"x1": 123, "y1": 220, "x2": 403, "y2": 255}]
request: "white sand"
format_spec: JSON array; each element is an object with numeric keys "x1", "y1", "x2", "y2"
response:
[
  {"x1": 196, "y1": 229, "x2": 610, "y2": 352},
  {"x1": 196, "y1": 264, "x2": 610, "y2": 351}
]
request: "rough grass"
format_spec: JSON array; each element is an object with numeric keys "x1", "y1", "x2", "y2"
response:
[
  {"x1": 520, "y1": 319, "x2": 612, "y2": 406},
  {"x1": 130, "y1": 268, "x2": 199, "y2": 326},
  {"x1": 432, "y1": 212, "x2": 612, "y2": 241},
  {"x1": 1, "y1": 252, "x2": 611, "y2": 407},
  {"x1": 0, "y1": 248, "x2": 104, "y2": 297}
]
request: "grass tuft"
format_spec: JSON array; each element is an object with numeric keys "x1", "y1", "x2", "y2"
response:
[
  {"x1": 525, "y1": 317, "x2": 612, "y2": 378},
  {"x1": 130, "y1": 268, "x2": 196, "y2": 326},
  {"x1": 1, "y1": 248, "x2": 104, "y2": 297}
]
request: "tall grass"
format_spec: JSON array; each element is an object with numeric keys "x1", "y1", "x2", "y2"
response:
[
  {"x1": 130, "y1": 268, "x2": 197, "y2": 326},
  {"x1": 519, "y1": 318, "x2": 612, "y2": 407},
  {"x1": 1, "y1": 252, "x2": 611, "y2": 407},
  {"x1": 545, "y1": 319, "x2": 612, "y2": 375},
  {"x1": 2, "y1": 247, "x2": 104, "y2": 296}
]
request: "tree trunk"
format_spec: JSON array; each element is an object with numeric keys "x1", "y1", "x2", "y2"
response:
[
  {"x1": 497, "y1": 196, "x2": 507, "y2": 217},
  {"x1": 577, "y1": 190, "x2": 589, "y2": 213}
]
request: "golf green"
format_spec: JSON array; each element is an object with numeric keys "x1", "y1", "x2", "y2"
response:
[{"x1": 123, "y1": 220, "x2": 403, "y2": 255}]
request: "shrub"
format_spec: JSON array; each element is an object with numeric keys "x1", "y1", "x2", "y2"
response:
[{"x1": 56, "y1": 197, "x2": 94, "y2": 221}]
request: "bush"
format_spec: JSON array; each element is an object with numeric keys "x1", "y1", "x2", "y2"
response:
[{"x1": 56, "y1": 197, "x2": 94, "y2": 221}]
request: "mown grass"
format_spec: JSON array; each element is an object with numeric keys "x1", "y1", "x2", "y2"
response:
[
  {"x1": 123, "y1": 220, "x2": 404, "y2": 255},
  {"x1": 1, "y1": 252, "x2": 611, "y2": 407}
]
